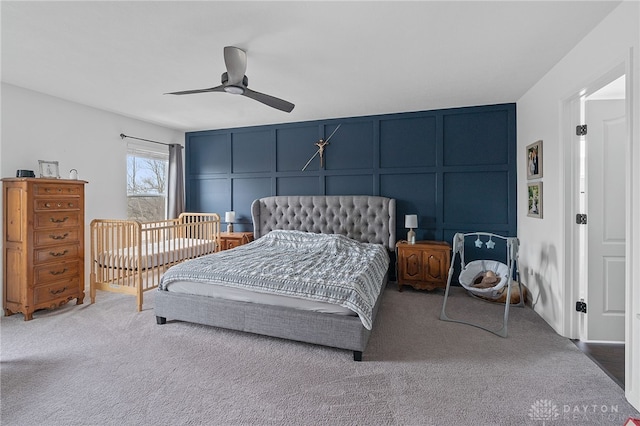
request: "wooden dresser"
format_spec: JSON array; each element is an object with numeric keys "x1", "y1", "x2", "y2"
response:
[
  {"x1": 396, "y1": 240, "x2": 451, "y2": 291},
  {"x1": 2, "y1": 178, "x2": 87, "y2": 320},
  {"x1": 219, "y1": 231, "x2": 254, "y2": 251}
]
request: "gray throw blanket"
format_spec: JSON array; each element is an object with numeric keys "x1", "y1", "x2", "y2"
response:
[{"x1": 159, "y1": 230, "x2": 389, "y2": 329}]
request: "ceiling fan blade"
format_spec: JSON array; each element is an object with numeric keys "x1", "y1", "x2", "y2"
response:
[
  {"x1": 165, "y1": 85, "x2": 225, "y2": 95},
  {"x1": 224, "y1": 46, "x2": 247, "y2": 86},
  {"x1": 243, "y1": 88, "x2": 295, "y2": 113}
]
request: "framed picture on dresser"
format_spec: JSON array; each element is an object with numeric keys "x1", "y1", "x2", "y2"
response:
[{"x1": 38, "y1": 160, "x2": 60, "y2": 178}]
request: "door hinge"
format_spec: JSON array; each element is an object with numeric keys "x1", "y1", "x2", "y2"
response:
[
  {"x1": 576, "y1": 214, "x2": 587, "y2": 225},
  {"x1": 576, "y1": 299, "x2": 587, "y2": 314},
  {"x1": 576, "y1": 124, "x2": 588, "y2": 136}
]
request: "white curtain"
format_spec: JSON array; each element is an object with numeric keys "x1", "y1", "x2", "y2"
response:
[{"x1": 167, "y1": 144, "x2": 185, "y2": 219}]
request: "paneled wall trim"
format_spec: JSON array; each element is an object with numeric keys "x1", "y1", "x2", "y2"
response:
[{"x1": 186, "y1": 103, "x2": 517, "y2": 242}]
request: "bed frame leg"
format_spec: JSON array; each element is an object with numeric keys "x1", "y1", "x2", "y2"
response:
[
  {"x1": 353, "y1": 351, "x2": 362, "y2": 362},
  {"x1": 156, "y1": 316, "x2": 166, "y2": 325}
]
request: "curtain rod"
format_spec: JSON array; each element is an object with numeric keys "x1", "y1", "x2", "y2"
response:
[{"x1": 120, "y1": 133, "x2": 178, "y2": 147}]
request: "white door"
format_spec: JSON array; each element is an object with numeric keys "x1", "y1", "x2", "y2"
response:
[{"x1": 585, "y1": 99, "x2": 626, "y2": 342}]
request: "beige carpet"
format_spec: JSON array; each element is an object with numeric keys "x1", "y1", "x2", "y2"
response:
[{"x1": 1, "y1": 284, "x2": 637, "y2": 425}]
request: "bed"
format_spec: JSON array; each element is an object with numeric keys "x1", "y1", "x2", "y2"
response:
[
  {"x1": 90, "y1": 213, "x2": 221, "y2": 311},
  {"x1": 155, "y1": 195, "x2": 396, "y2": 361}
]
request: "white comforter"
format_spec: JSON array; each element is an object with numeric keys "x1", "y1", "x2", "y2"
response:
[{"x1": 159, "y1": 230, "x2": 390, "y2": 329}]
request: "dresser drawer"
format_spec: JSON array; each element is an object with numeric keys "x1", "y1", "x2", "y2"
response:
[
  {"x1": 35, "y1": 198, "x2": 81, "y2": 211},
  {"x1": 34, "y1": 244, "x2": 79, "y2": 264},
  {"x1": 34, "y1": 183, "x2": 83, "y2": 196},
  {"x1": 34, "y1": 261, "x2": 79, "y2": 285},
  {"x1": 34, "y1": 279, "x2": 80, "y2": 305},
  {"x1": 34, "y1": 228, "x2": 80, "y2": 246},
  {"x1": 34, "y1": 211, "x2": 81, "y2": 229}
]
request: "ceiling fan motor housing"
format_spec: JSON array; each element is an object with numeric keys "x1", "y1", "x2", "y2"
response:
[{"x1": 221, "y1": 72, "x2": 248, "y2": 87}]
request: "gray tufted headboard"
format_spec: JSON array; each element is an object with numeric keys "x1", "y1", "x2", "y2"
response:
[{"x1": 251, "y1": 195, "x2": 396, "y2": 251}]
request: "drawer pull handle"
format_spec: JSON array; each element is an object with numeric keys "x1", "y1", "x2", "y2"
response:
[
  {"x1": 49, "y1": 233, "x2": 69, "y2": 240},
  {"x1": 49, "y1": 250, "x2": 68, "y2": 257},
  {"x1": 50, "y1": 268, "x2": 68, "y2": 276},
  {"x1": 50, "y1": 216, "x2": 69, "y2": 223},
  {"x1": 44, "y1": 202, "x2": 73, "y2": 208},
  {"x1": 50, "y1": 287, "x2": 67, "y2": 295}
]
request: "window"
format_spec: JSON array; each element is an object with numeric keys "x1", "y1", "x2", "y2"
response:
[{"x1": 127, "y1": 146, "x2": 169, "y2": 221}]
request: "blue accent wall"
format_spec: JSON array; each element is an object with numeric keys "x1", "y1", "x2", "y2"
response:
[{"x1": 185, "y1": 103, "x2": 517, "y2": 244}]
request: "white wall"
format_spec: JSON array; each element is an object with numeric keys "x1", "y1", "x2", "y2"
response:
[
  {"x1": 517, "y1": 1, "x2": 639, "y2": 409},
  {"x1": 0, "y1": 83, "x2": 184, "y2": 294}
]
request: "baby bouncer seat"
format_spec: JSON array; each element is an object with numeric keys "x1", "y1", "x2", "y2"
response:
[{"x1": 440, "y1": 232, "x2": 523, "y2": 337}]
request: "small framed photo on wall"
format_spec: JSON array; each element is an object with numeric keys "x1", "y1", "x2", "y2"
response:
[
  {"x1": 526, "y1": 140, "x2": 542, "y2": 179},
  {"x1": 38, "y1": 160, "x2": 60, "y2": 179},
  {"x1": 527, "y1": 182, "x2": 543, "y2": 218}
]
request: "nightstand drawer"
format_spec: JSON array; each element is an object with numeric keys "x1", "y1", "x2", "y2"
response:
[
  {"x1": 224, "y1": 239, "x2": 242, "y2": 250},
  {"x1": 220, "y1": 232, "x2": 254, "y2": 251},
  {"x1": 399, "y1": 250, "x2": 424, "y2": 279}
]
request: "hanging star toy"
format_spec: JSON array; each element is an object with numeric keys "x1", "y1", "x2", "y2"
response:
[{"x1": 486, "y1": 237, "x2": 496, "y2": 249}]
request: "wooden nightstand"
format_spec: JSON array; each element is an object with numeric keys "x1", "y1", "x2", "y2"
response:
[
  {"x1": 396, "y1": 240, "x2": 451, "y2": 291},
  {"x1": 220, "y1": 232, "x2": 254, "y2": 251}
]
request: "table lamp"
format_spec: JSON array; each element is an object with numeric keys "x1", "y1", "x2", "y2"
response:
[
  {"x1": 225, "y1": 211, "x2": 235, "y2": 232},
  {"x1": 405, "y1": 214, "x2": 417, "y2": 244}
]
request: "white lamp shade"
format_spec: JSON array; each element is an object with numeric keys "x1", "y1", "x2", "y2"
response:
[
  {"x1": 405, "y1": 214, "x2": 418, "y2": 229},
  {"x1": 225, "y1": 211, "x2": 236, "y2": 223}
]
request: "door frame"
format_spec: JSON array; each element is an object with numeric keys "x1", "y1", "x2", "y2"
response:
[{"x1": 561, "y1": 57, "x2": 633, "y2": 387}]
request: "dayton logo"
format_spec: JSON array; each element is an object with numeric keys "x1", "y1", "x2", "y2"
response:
[{"x1": 528, "y1": 399, "x2": 561, "y2": 424}]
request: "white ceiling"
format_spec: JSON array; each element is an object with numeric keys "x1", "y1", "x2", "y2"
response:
[{"x1": 1, "y1": 1, "x2": 621, "y2": 132}]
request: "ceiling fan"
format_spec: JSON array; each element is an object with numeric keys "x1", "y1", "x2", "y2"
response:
[{"x1": 165, "y1": 46, "x2": 295, "y2": 113}]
